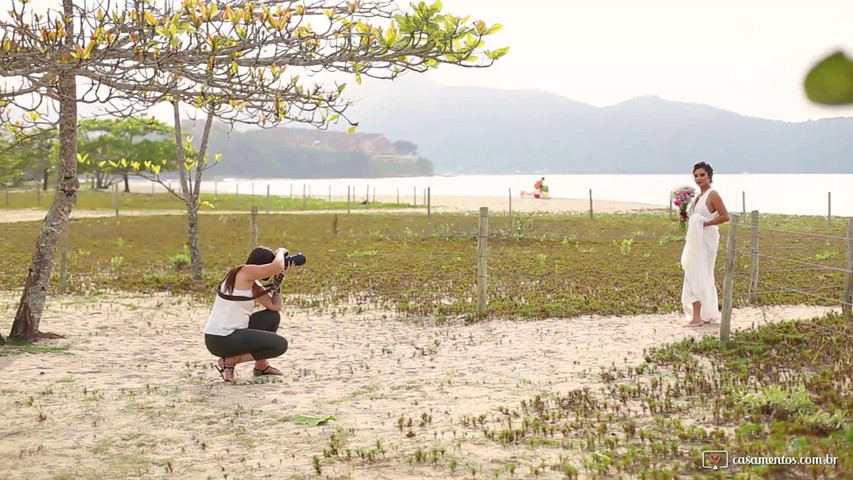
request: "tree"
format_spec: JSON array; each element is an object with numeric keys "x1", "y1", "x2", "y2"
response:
[
  {"x1": 393, "y1": 139, "x2": 418, "y2": 156},
  {"x1": 78, "y1": 117, "x2": 176, "y2": 192},
  {"x1": 107, "y1": 0, "x2": 508, "y2": 283},
  {"x1": 0, "y1": 127, "x2": 57, "y2": 190},
  {"x1": 0, "y1": 138, "x2": 35, "y2": 188},
  {"x1": 20, "y1": 128, "x2": 58, "y2": 190},
  {"x1": 1, "y1": 0, "x2": 506, "y2": 340}
]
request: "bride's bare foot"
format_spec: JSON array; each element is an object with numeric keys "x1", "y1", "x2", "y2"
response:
[{"x1": 684, "y1": 319, "x2": 704, "y2": 328}]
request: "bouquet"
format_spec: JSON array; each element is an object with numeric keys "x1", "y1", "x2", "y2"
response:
[{"x1": 671, "y1": 185, "x2": 696, "y2": 231}]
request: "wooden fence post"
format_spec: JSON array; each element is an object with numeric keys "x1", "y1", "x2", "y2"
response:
[
  {"x1": 828, "y1": 192, "x2": 832, "y2": 225},
  {"x1": 427, "y1": 187, "x2": 431, "y2": 217},
  {"x1": 477, "y1": 207, "x2": 489, "y2": 314},
  {"x1": 742, "y1": 191, "x2": 746, "y2": 216},
  {"x1": 347, "y1": 185, "x2": 351, "y2": 215},
  {"x1": 413, "y1": 186, "x2": 417, "y2": 206},
  {"x1": 328, "y1": 185, "x2": 331, "y2": 202},
  {"x1": 396, "y1": 188, "x2": 399, "y2": 204},
  {"x1": 58, "y1": 227, "x2": 68, "y2": 294},
  {"x1": 333, "y1": 213, "x2": 339, "y2": 235},
  {"x1": 266, "y1": 185, "x2": 270, "y2": 214},
  {"x1": 302, "y1": 184, "x2": 306, "y2": 210},
  {"x1": 720, "y1": 214, "x2": 740, "y2": 343},
  {"x1": 748, "y1": 210, "x2": 760, "y2": 303},
  {"x1": 843, "y1": 217, "x2": 853, "y2": 316},
  {"x1": 588, "y1": 189, "x2": 593, "y2": 219},
  {"x1": 250, "y1": 206, "x2": 258, "y2": 248}
]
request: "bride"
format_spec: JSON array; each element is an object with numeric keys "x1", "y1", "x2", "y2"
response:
[{"x1": 681, "y1": 162, "x2": 730, "y2": 327}]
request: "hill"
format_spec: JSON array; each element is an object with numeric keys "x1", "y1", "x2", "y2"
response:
[{"x1": 336, "y1": 77, "x2": 853, "y2": 174}]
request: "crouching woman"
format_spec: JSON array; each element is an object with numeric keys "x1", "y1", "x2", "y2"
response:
[{"x1": 204, "y1": 246, "x2": 290, "y2": 382}]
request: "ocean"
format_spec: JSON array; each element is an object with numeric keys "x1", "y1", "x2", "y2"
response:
[{"x1": 131, "y1": 173, "x2": 853, "y2": 217}]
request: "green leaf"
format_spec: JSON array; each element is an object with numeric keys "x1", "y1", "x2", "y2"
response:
[
  {"x1": 347, "y1": 125, "x2": 357, "y2": 134},
  {"x1": 804, "y1": 51, "x2": 853, "y2": 105},
  {"x1": 293, "y1": 414, "x2": 336, "y2": 426},
  {"x1": 485, "y1": 46, "x2": 510, "y2": 60}
]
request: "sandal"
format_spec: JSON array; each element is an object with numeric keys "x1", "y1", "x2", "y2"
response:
[
  {"x1": 253, "y1": 364, "x2": 284, "y2": 376},
  {"x1": 216, "y1": 358, "x2": 235, "y2": 382}
]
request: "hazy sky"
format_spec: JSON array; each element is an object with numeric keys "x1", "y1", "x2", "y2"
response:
[
  {"x1": 8, "y1": 0, "x2": 853, "y2": 123},
  {"x1": 416, "y1": 0, "x2": 853, "y2": 122}
]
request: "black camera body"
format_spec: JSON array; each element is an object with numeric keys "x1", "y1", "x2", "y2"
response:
[{"x1": 284, "y1": 252, "x2": 307, "y2": 268}]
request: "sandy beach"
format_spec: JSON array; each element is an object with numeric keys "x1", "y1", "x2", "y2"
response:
[
  {"x1": 0, "y1": 195, "x2": 663, "y2": 224},
  {"x1": 0, "y1": 291, "x2": 836, "y2": 480}
]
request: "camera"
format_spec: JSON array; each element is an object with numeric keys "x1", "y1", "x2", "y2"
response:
[{"x1": 284, "y1": 252, "x2": 306, "y2": 268}]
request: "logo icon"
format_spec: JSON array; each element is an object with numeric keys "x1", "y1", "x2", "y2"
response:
[{"x1": 702, "y1": 450, "x2": 729, "y2": 470}]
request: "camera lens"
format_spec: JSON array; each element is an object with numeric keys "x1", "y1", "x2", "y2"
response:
[{"x1": 285, "y1": 253, "x2": 306, "y2": 267}]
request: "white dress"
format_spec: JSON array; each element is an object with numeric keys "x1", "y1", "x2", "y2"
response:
[{"x1": 680, "y1": 188, "x2": 721, "y2": 322}]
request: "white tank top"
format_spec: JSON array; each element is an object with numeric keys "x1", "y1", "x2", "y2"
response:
[{"x1": 203, "y1": 281, "x2": 259, "y2": 336}]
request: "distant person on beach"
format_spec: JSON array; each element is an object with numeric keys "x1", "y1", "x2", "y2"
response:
[
  {"x1": 681, "y1": 162, "x2": 730, "y2": 327},
  {"x1": 204, "y1": 246, "x2": 290, "y2": 382},
  {"x1": 521, "y1": 177, "x2": 547, "y2": 198}
]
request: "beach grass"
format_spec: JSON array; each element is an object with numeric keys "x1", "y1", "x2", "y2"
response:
[
  {"x1": 0, "y1": 211, "x2": 848, "y2": 319},
  {"x1": 317, "y1": 312, "x2": 853, "y2": 479},
  {"x1": 0, "y1": 187, "x2": 417, "y2": 211}
]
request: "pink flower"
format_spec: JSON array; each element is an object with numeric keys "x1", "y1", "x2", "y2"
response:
[{"x1": 674, "y1": 200, "x2": 682, "y2": 206}]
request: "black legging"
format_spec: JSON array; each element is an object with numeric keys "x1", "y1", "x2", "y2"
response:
[{"x1": 205, "y1": 309, "x2": 288, "y2": 360}]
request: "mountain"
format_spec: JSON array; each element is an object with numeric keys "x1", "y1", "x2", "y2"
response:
[{"x1": 329, "y1": 77, "x2": 853, "y2": 174}]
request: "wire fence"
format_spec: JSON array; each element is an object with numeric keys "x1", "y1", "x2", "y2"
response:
[
  {"x1": 44, "y1": 205, "x2": 853, "y2": 330},
  {"x1": 716, "y1": 210, "x2": 853, "y2": 343}
]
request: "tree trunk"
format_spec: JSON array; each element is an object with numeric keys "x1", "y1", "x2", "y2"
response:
[
  {"x1": 172, "y1": 102, "x2": 204, "y2": 282},
  {"x1": 42, "y1": 168, "x2": 49, "y2": 191},
  {"x1": 123, "y1": 173, "x2": 130, "y2": 193},
  {"x1": 10, "y1": 7, "x2": 78, "y2": 341},
  {"x1": 187, "y1": 204, "x2": 203, "y2": 281}
]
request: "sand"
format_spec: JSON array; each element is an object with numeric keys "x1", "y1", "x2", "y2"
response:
[
  {"x1": 0, "y1": 195, "x2": 662, "y2": 224},
  {"x1": 0, "y1": 291, "x2": 836, "y2": 480}
]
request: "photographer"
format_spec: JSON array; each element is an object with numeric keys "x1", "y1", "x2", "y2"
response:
[{"x1": 203, "y1": 246, "x2": 294, "y2": 382}]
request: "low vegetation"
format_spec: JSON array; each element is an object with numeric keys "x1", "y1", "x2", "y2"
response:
[
  {"x1": 0, "y1": 210, "x2": 848, "y2": 319},
  {"x1": 0, "y1": 188, "x2": 416, "y2": 212}
]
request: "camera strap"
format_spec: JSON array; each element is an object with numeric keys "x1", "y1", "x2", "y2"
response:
[{"x1": 216, "y1": 279, "x2": 277, "y2": 302}]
